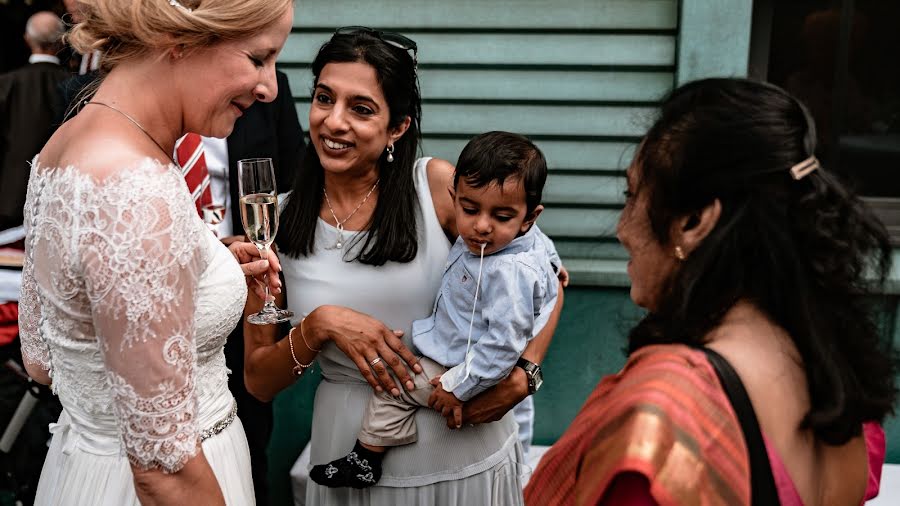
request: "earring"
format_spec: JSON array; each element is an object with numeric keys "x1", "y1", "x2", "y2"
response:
[
  {"x1": 674, "y1": 246, "x2": 686, "y2": 260},
  {"x1": 386, "y1": 144, "x2": 395, "y2": 163}
]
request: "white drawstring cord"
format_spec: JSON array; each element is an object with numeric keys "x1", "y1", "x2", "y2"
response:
[{"x1": 441, "y1": 242, "x2": 486, "y2": 391}]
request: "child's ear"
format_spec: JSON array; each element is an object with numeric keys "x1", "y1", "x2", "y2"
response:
[
  {"x1": 520, "y1": 205, "x2": 544, "y2": 233},
  {"x1": 447, "y1": 185, "x2": 456, "y2": 202}
]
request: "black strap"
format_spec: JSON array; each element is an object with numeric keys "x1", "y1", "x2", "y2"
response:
[{"x1": 700, "y1": 347, "x2": 781, "y2": 506}]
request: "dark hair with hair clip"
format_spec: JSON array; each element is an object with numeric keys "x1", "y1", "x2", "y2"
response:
[
  {"x1": 277, "y1": 29, "x2": 422, "y2": 265},
  {"x1": 627, "y1": 77, "x2": 897, "y2": 445},
  {"x1": 453, "y1": 131, "x2": 548, "y2": 214}
]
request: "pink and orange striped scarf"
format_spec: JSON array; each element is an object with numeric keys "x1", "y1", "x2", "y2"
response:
[{"x1": 525, "y1": 344, "x2": 751, "y2": 506}]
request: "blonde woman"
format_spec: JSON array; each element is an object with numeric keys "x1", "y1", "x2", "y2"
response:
[{"x1": 19, "y1": 0, "x2": 293, "y2": 504}]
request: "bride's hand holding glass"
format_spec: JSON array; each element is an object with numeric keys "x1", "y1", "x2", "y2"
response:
[
  {"x1": 237, "y1": 158, "x2": 293, "y2": 324},
  {"x1": 228, "y1": 241, "x2": 282, "y2": 301}
]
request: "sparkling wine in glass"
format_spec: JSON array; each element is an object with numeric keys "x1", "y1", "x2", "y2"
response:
[{"x1": 238, "y1": 158, "x2": 293, "y2": 325}]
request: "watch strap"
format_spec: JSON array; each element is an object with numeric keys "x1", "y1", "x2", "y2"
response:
[
  {"x1": 516, "y1": 357, "x2": 535, "y2": 372},
  {"x1": 516, "y1": 357, "x2": 540, "y2": 394}
]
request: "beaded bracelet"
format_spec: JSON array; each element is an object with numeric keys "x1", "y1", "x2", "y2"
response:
[{"x1": 288, "y1": 324, "x2": 315, "y2": 377}]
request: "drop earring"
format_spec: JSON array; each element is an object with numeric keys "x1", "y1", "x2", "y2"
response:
[
  {"x1": 386, "y1": 144, "x2": 394, "y2": 163},
  {"x1": 674, "y1": 246, "x2": 686, "y2": 260}
]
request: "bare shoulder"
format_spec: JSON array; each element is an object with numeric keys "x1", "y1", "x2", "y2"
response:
[
  {"x1": 707, "y1": 306, "x2": 870, "y2": 506},
  {"x1": 426, "y1": 157, "x2": 454, "y2": 191},
  {"x1": 39, "y1": 110, "x2": 172, "y2": 180},
  {"x1": 426, "y1": 157, "x2": 457, "y2": 239},
  {"x1": 706, "y1": 307, "x2": 808, "y2": 409},
  {"x1": 705, "y1": 305, "x2": 812, "y2": 463}
]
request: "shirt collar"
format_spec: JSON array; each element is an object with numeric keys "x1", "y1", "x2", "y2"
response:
[
  {"x1": 29, "y1": 54, "x2": 60, "y2": 65},
  {"x1": 464, "y1": 223, "x2": 542, "y2": 258}
]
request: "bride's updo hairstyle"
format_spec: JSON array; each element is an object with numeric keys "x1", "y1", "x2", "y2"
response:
[{"x1": 67, "y1": 0, "x2": 294, "y2": 71}]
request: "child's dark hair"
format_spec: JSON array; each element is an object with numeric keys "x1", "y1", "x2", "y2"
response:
[{"x1": 453, "y1": 131, "x2": 548, "y2": 213}]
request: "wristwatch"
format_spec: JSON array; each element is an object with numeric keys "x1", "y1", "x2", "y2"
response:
[{"x1": 515, "y1": 357, "x2": 543, "y2": 395}]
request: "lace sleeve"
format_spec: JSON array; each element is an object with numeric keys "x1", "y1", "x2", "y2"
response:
[
  {"x1": 19, "y1": 164, "x2": 50, "y2": 374},
  {"x1": 19, "y1": 235, "x2": 50, "y2": 372},
  {"x1": 79, "y1": 169, "x2": 205, "y2": 473}
]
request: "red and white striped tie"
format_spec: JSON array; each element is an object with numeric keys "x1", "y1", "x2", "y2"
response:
[{"x1": 176, "y1": 133, "x2": 213, "y2": 215}]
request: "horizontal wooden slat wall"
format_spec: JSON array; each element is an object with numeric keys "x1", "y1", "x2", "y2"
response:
[
  {"x1": 282, "y1": 0, "x2": 678, "y2": 270},
  {"x1": 291, "y1": 1, "x2": 677, "y2": 30}
]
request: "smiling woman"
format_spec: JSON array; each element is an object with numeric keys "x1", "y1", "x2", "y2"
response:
[
  {"x1": 277, "y1": 31, "x2": 424, "y2": 266},
  {"x1": 525, "y1": 78, "x2": 895, "y2": 506},
  {"x1": 242, "y1": 28, "x2": 562, "y2": 505},
  {"x1": 19, "y1": 0, "x2": 294, "y2": 505}
]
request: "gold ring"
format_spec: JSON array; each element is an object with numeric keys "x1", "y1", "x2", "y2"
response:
[{"x1": 370, "y1": 357, "x2": 382, "y2": 367}]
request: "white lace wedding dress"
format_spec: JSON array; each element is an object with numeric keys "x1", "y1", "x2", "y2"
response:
[{"x1": 19, "y1": 157, "x2": 255, "y2": 505}]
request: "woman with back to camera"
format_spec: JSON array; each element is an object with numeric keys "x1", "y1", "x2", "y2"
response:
[
  {"x1": 19, "y1": 0, "x2": 293, "y2": 504},
  {"x1": 525, "y1": 78, "x2": 896, "y2": 505},
  {"x1": 243, "y1": 28, "x2": 565, "y2": 504}
]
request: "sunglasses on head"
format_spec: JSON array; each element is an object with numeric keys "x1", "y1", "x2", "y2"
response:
[{"x1": 333, "y1": 26, "x2": 418, "y2": 70}]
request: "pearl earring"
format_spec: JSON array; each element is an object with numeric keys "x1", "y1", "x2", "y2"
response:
[
  {"x1": 674, "y1": 246, "x2": 686, "y2": 260},
  {"x1": 386, "y1": 144, "x2": 394, "y2": 163}
]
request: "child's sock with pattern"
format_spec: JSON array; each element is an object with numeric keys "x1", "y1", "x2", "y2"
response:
[{"x1": 309, "y1": 440, "x2": 385, "y2": 489}]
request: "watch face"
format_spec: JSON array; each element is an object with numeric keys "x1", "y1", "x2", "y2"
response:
[{"x1": 532, "y1": 368, "x2": 543, "y2": 392}]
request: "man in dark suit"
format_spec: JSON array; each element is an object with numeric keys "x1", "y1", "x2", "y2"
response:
[
  {"x1": 224, "y1": 70, "x2": 304, "y2": 229},
  {"x1": 0, "y1": 11, "x2": 68, "y2": 231}
]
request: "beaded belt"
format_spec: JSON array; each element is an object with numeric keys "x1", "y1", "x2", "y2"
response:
[{"x1": 199, "y1": 400, "x2": 238, "y2": 441}]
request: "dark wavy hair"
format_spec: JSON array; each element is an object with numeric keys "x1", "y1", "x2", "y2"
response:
[
  {"x1": 277, "y1": 30, "x2": 422, "y2": 265},
  {"x1": 453, "y1": 131, "x2": 548, "y2": 214},
  {"x1": 627, "y1": 78, "x2": 897, "y2": 445}
]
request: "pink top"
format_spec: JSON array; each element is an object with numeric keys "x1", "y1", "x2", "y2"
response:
[
  {"x1": 601, "y1": 422, "x2": 886, "y2": 506},
  {"x1": 764, "y1": 422, "x2": 886, "y2": 506}
]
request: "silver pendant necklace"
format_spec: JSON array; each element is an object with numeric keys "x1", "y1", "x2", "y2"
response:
[
  {"x1": 82, "y1": 100, "x2": 177, "y2": 165},
  {"x1": 323, "y1": 179, "x2": 379, "y2": 249}
]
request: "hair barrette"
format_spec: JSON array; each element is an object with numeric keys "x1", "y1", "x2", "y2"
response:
[{"x1": 789, "y1": 155, "x2": 819, "y2": 180}]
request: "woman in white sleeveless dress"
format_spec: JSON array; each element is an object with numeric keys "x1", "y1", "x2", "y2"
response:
[
  {"x1": 243, "y1": 30, "x2": 564, "y2": 505},
  {"x1": 18, "y1": 0, "x2": 293, "y2": 504}
]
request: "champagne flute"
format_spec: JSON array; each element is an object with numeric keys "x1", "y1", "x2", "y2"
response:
[
  {"x1": 238, "y1": 158, "x2": 293, "y2": 325},
  {"x1": 201, "y1": 203, "x2": 226, "y2": 237}
]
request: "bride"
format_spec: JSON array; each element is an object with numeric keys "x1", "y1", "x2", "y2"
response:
[{"x1": 18, "y1": 0, "x2": 293, "y2": 504}]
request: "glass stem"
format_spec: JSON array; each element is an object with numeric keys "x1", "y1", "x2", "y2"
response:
[{"x1": 258, "y1": 245, "x2": 276, "y2": 313}]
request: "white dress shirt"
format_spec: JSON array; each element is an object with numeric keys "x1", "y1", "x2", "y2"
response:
[
  {"x1": 200, "y1": 137, "x2": 233, "y2": 237},
  {"x1": 173, "y1": 135, "x2": 233, "y2": 237},
  {"x1": 78, "y1": 49, "x2": 101, "y2": 75},
  {"x1": 29, "y1": 54, "x2": 60, "y2": 65}
]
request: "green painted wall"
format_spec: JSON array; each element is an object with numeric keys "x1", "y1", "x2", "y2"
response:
[
  {"x1": 676, "y1": 0, "x2": 753, "y2": 84},
  {"x1": 282, "y1": 0, "x2": 680, "y2": 271},
  {"x1": 268, "y1": 369, "x2": 318, "y2": 505}
]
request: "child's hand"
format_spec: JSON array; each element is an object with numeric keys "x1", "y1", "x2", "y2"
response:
[
  {"x1": 428, "y1": 377, "x2": 463, "y2": 429},
  {"x1": 557, "y1": 264, "x2": 570, "y2": 288}
]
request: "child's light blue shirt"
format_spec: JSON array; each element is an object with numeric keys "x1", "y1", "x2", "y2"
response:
[{"x1": 411, "y1": 224, "x2": 560, "y2": 402}]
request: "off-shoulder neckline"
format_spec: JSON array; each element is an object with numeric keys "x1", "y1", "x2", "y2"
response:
[{"x1": 30, "y1": 154, "x2": 181, "y2": 184}]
